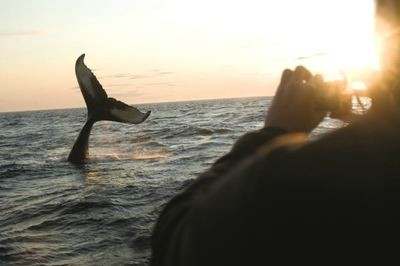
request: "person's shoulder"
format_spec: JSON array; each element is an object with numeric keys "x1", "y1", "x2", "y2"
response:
[
  {"x1": 301, "y1": 114, "x2": 400, "y2": 158},
  {"x1": 263, "y1": 114, "x2": 400, "y2": 179}
]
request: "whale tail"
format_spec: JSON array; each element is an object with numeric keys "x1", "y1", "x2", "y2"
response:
[
  {"x1": 75, "y1": 54, "x2": 151, "y2": 123},
  {"x1": 68, "y1": 54, "x2": 151, "y2": 163}
]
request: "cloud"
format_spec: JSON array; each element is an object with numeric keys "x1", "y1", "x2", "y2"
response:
[
  {"x1": 105, "y1": 83, "x2": 131, "y2": 88},
  {"x1": 154, "y1": 71, "x2": 174, "y2": 76},
  {"x1": 99, "y1": 73, "x2": 130, "y2": 79},
  {"x1": 112, "y1": 90, "x2": 146, "y2": 98},
  {"x1": 130, "y1": 74, "x2": 148, "y2": 79},
  {"x1": 0, "y1": 30, "x2": 46, "y2": 37},
  {"x1": 152, "y1": 69, "x2": 174, "y2": 77},
  {"x1": 94, "y1": 69, "x2": 175, "y2": 90},
  {"x1": 144, "y1": 82, "x2": 175, "y2": 87},
  {"x1": 71, "y1": 83, "x2": 145, "y2": 99},
  {"x1": 101, "y1": 71, "x2": 172, "y2": 79},
  {"x1": 296, "y1": 52, "x2": 327, "y2": 60},
  {"x1": 130, "y1": 71, "x2": 174, "y2": 79},
  {"x1": 72, "y1": 83, "x2": 134, "y2": 93},
  {"x1": 99, "y1": 69, "x2": 174, "y2": 81}
]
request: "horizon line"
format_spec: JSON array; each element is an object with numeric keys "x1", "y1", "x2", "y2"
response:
[{"x1": 0, "y1": 95, "x2": 272, "y2": 114}]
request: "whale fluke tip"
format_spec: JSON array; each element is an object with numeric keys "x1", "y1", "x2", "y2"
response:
[
  {"x1": 144, "y1": 111, "x2": 151, "y2": 121},
  {"x1": 76, "y1": 54, "x2": 86, "y2": 64}
]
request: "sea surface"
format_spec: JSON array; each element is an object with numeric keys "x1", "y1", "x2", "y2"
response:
[{"x1": 0, "y1": 97, "x2": 345, "y2": 266}]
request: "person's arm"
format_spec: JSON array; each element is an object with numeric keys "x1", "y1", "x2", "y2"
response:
[
  {"x1": 151, "y1": 126, "x2": 288, "y2": 265},
  {"x1": 151, "y1": 66, "x2": 330, "y2": 266}
]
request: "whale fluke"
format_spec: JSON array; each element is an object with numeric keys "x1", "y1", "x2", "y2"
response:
[{"x1": 68, "y1": 54, "x2": 151, "y2": 164}]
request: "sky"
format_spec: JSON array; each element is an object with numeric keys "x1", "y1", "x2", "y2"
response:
[{"x1": 0, "y1": 0, "x2": 377, "y2": 112}]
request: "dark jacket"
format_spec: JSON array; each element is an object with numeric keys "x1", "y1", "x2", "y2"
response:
[{"x1": 151, "y1": 113, "x2": 400, "y2": 265}]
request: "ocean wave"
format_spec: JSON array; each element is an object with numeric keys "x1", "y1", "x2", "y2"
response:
[
  {"x1": 129, "y1": 135, "x2": 153, "y2": 144},
  {"x1": 105, "y1": 217, "x2": 134, "y2": 227},
  {"x1": 60, "y1": 201, "x2": 114, "y2": 215},
  {"x1": 26, "y1": 218, "x2": 63, "y2": 231},
  {"x1": 0, "y1": 163, "x2": 29, "y2": 179},
  {"x1": 130, "y1": 232, "x2": 151, "y2": 250},
  {"x1": 90, "y1": 149, "x2": 171, "y2": 162},
  {"x1": 163, "y1": 125, "x2": 234, "y2": 139},
  {"x1": 0, "y1": 119, "x2": 27, "y2": 128},
  {"x1": 131, "y1": 150, "x2": 171, "y2": 160}
]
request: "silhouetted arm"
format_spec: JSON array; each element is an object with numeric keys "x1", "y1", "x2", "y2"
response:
[
  {"x1": 151, "y1": 66, "x2": 334, "y2": 266},
  {"x1": 151, "y1": 127, "x2": 288, "y2": 266}
]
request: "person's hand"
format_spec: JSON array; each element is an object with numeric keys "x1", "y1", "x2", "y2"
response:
[{"x1": 265, "y1": 66, "x2": 328, "y2": 133}]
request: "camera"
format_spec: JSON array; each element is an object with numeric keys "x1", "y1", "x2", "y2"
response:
[
  {"x1": 315, "y1": 80, "x2": 349, "y2": 112},
  {"x1": 315, "y1": 79, "x2": 371, "y2": 115}
]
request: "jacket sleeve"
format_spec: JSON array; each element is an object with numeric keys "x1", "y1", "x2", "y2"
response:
[{"x1": 151, "y1": 127, "x2": 288, "y2": 266}]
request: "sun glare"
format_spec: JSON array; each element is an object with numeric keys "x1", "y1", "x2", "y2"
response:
[
  {"x1": 268, "y1": 0, "x2": 381, "y2": 87},
  {"x1": 350, "y1": 81, "x2": 368, "y2": 91}
]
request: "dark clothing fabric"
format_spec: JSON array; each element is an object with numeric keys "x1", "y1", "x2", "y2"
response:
[{"x1": 151, "y1": 114, "x2": 400, "y2": 266}]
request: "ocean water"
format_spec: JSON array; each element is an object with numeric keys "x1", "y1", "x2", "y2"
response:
[{"x1": 0, "y1": 97, "x2": 345, "y2": 266}]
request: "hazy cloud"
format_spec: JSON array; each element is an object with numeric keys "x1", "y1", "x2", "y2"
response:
[
  {"x1": 70, "y1": 68, "x2": 174, "y2": 91},
  {"x1": 105, "y1": 83, "x2": 131, "y2": 88},
  {"x1": 130, "y1": 74, "x2": 148, "y2": 79},
  {"x1": 71, "y1": 83, "x2": 133, "y2": 92},
  {"x1": 70, "y1": 68, "x2": 175, "y2": 91},
  {"x1": 144, "y1": 82, "x2": 175, "y2": 87},
  {"x1": 112, "y1": 90, "x2": 146, "y2": 98},
  {"x1": 99, "y1": 73, "x2": 130, "y2": 79},
  {"x1": 130, "y1": 70, "x2": 174, "y2": 80},
  {"x1": 296, "y1": 52, "x2": 327, "y2": 60},
  {"x1": 71, "y1": 83, "x2": 145, "y2": 99},
  {"x1": 0, "y1": 30, "x2": 46, "y2": 37},
  {"x1": 156, "y1": 71, "x2": 173, "y2": 75}
]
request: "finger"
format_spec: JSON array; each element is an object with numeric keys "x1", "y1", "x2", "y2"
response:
[
  {"x1": 280, "y1": 69, "x2": 293, "y2": 85},
  {"x1": 275, "y1": 69, "x2": 293, "y2": 98},
  {"x1": 291, "y1": 65, "x2": 312, "y2": 83}
]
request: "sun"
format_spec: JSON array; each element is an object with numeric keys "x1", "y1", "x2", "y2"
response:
[{"x1": 271, "y1": 0, "x2": 381, "y2": 89}]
